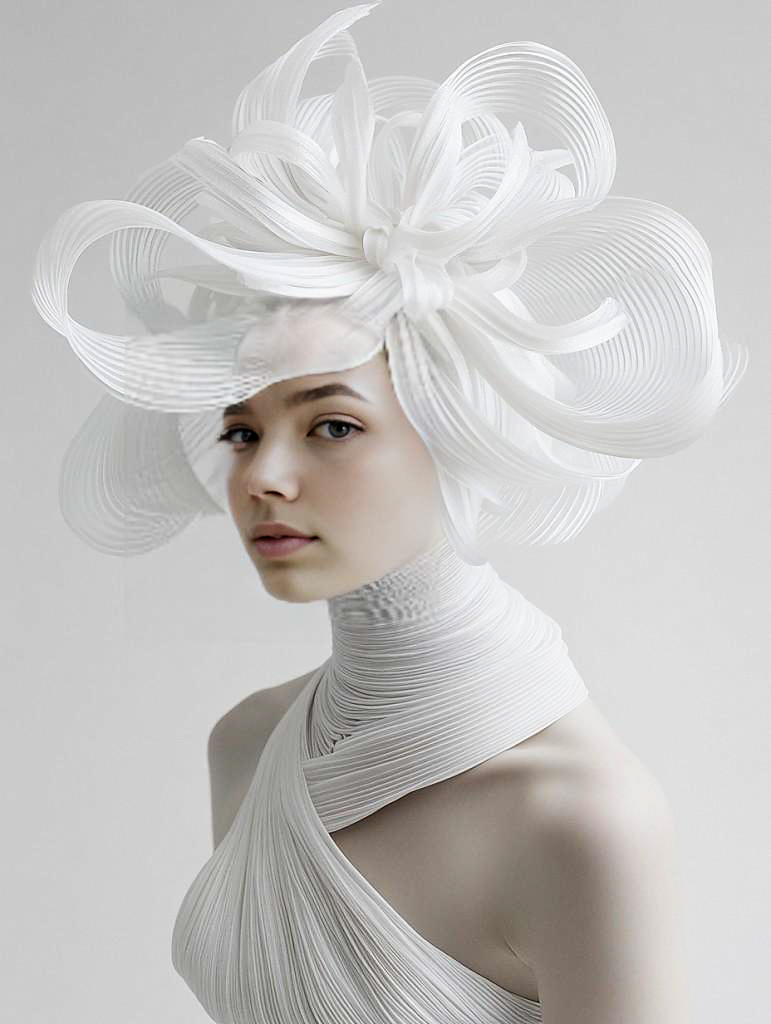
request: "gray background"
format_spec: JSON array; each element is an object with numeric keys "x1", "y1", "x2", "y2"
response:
[{"x1": 3, "y1": 0, "x2": 768, "y2": 1020}]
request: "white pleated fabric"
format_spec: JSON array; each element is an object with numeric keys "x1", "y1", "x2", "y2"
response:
[
  {"x1": 172, "y1": 535, "x2": 590, "y2": 1022},
  {"x1": 29, "y1": 0, "x2": 748, "y2": 561}
]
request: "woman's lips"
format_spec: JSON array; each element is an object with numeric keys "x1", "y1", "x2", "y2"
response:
[{"x1": 252, "y1": 536, "x2": 317, "y2": 558}]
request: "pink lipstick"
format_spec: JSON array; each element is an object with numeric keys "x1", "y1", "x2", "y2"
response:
[{"x1": 253, "y1": 536, "x2": 317, "y2": 558}]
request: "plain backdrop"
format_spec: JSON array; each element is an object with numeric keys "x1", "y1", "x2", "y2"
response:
[{"x1": 3, "y1": 0, "x2": 769, "y2": 1021}]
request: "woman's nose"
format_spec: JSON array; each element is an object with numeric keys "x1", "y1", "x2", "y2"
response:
[{"x1": 243, "y1": 441, "x2": 302, "y2": 500}]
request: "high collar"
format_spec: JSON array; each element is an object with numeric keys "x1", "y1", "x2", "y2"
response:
[
  {"x1": 328, "y1": 531, "x2": 491, "y2": 631},
  {"x1": 303, "y1": 534, "x2": 589, "y2": 829}
]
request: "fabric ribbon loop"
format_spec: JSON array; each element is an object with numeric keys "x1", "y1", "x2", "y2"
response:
[
  {"x1": 362, "y1": 224, "x2": 399, "y2": 273},
  {"x1": 362, "y1": 222, "x2": 456, "y2": 319}
]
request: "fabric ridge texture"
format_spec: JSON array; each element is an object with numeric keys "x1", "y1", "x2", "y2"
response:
[{"x1": 172, "y1": 536, "x2": 590, "y2": 1022}]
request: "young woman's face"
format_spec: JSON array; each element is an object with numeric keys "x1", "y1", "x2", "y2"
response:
[{"x1": 219, "y1": 318, "x2": 446, "y2": 602}]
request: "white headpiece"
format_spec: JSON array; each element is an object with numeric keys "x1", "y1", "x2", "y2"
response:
[{"x1": 30, "y1": 0, "x2": 747, "y2": 562}]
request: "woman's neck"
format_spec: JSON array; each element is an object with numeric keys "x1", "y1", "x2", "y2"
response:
[{"x1": 303, "y1": 536, "x2": 589, "y2": 830}]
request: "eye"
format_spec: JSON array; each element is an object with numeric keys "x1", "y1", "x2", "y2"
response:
[
  {"x1": 217, "y1": 426, "x2": 256, "y2": 447},
  {"x1": 310, "y1": 418, "x2": 363, "y2": 442}
]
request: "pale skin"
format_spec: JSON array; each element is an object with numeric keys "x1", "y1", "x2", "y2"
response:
[{"x1": 209, "y1": 309, "x2": 692, "y2": 1023}]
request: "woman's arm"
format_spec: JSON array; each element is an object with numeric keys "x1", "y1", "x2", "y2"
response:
[{"x1": 504, "y1": 774, "x2": 691, "y2": 1023}]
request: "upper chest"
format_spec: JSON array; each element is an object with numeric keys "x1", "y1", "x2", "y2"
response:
[{"x1": 327, "y1": 748, "x2": 542, "y2": 1002}]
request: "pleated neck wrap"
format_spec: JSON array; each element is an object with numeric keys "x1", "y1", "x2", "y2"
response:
[{"x1": 172, "y1": 536, "x2": 589, "y2": 1022}]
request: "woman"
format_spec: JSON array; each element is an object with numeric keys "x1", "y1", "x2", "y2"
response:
[
  {"x1": 31, "y1": 3, "x2": 746, "y2": 1021},
  {"x1": 201, "y1": 308, "x2": 687, "y2": 1022}
]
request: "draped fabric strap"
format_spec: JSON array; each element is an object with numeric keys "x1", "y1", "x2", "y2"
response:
[{"x1": 172, "y1": 537, "x2": 590, "y2": 1022}]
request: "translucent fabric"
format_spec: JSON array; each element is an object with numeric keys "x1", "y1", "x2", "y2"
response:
[
  {"x1": 30, "y1": 0, "x2": 748, "y2": 562},
  {"x1": 172, "y1": 535, "x2": 590, "y2": 1022}
]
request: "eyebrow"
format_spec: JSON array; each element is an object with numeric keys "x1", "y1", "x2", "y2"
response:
[{"x1": 222, "y1": 383, "x2": 370, "y2": 419}]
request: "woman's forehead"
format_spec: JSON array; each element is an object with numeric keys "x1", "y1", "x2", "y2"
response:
[
  {"x1": 232, "y1": 305, "x2": 385, "y2": 392},
  {"x1": 223, "y1": 353, "x2": 388, "y2": 417}
]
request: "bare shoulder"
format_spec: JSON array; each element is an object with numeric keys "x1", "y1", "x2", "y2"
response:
[
  {"x1": 207, "y1": 667, "x2": 320, "y2": 848},
  {"x1": 499, "y1": 699, "x2": 687, "y2": 1021},
  {"x1": 511, "y1": 697, "x2": 675, "y2": 826},
  {"x1": 465, "y1": 698, "x2": 674, "y2": 831},
  {"x1": 208, "y1": 668, "x2": 317, "y2": 754},
  {"x1": 515, "y1": 730, "x2": 677, "y2": 882}
]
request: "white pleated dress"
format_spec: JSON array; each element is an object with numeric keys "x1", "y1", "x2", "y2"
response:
[{"x1": 172, "y1": 537, "x2": 589, "y2": 1022}]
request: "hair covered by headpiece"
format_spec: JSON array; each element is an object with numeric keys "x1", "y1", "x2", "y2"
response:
[{"x1": 30, "y1": 0, "x2": 747, "y2": 562}]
